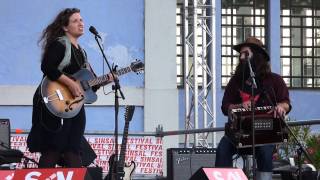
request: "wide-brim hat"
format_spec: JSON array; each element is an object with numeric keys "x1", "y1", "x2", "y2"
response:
[{"x1": 233, "y1": 37, "x2": 270, "y2": 61}]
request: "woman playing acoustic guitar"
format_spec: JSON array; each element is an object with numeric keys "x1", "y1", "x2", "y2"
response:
[{"x1": 27, "y1": 8, "x2": 115, "y2": 168}]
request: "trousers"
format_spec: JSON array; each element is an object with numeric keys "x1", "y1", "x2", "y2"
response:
[{"x1": 215, "y1": 135, "x2": 275, "y2": 172}]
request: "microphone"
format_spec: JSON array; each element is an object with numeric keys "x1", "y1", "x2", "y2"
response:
[{"x1": 89, "y1": 26, "x2": 102, "y2": 39}]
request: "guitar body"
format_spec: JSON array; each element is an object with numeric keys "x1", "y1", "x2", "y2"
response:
[
  {"x1": 41, "y1": 69, "x2": 97, "y2": 119},
  {"x1": 105, "y1": 106, "x2": 136, "y2": 180},
  {"x1": 123, "y1": 161, "x2": 136, "y2": 180},
  {"x1": 105, "y1": 155, "x2": 136, "y2": 180}
]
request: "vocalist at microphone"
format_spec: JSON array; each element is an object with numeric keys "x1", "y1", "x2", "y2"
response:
[{"x1": 89, "y1": 26, "x2": 102, "y2": 39}]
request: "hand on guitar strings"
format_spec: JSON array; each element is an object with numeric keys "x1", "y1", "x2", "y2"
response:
[{"x1": 67, "y1": 79, "x2": 83, "y2": 98}]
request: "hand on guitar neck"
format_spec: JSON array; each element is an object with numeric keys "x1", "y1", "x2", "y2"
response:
[{"x1": 97, "y1": 72, "x2": 118, "y2": 88}]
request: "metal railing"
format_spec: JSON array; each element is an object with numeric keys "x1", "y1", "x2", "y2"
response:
[{"x1": 13, "y1": 119, "x2": 320, "y2": 137}]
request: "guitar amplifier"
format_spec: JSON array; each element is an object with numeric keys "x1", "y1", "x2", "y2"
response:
[
  {"x1": 0, "y1": 119, "x2": 10, "y2": 150},
  {"x1": 167, "y1": 148, "x2": 216, "y2": 180}
]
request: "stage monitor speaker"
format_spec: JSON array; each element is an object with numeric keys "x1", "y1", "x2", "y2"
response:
[
  {"x1": 190, "y1": 167, "x2": 210, "y2": 180},
  {"x1": 167, "y1": 148, "x2": 216, "y2": 180},
  {"x1": 190, "y1": 167, "x2": 248, "y2": 180},
  {"x1": 0, "y1": 119, "x2": 10, "y2": 150},
  {"x1": 13, "y1": 168, "x2": 95, "y2": 180}
]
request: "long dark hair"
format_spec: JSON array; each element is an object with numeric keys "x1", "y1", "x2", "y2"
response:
[
  {"x1": 233, "y1": 48, "x2": 271, "y2": 85},
  {"x1": 38, "y1": 8, "x2": 80, "y2": 60}
]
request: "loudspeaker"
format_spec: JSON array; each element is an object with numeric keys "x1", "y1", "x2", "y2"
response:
[
  {"x1": 167, "y1": 148, "x2": 216, "y2": 180},
  {"x1": 190, "y1": 167, "x2": 248, "y2": 180},
  {"x1": 189, "y1": 167, "x2": 210, "y2": 180},
  {"x1": 0, "y1": 119, "x2": 10, "y2": 150}
]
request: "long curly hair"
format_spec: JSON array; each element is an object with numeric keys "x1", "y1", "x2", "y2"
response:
[{"x1": 38, "y1": 8, "x2": 80, "y2": 60}]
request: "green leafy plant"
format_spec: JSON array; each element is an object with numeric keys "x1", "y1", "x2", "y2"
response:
[
  {"x1": 305, "y1": 134, "x2": 320, "y2": 169},
  {"x1": 274, "y1": 118, "x2": 320, "y2": 170}
]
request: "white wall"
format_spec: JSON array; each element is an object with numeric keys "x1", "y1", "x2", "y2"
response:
[{"x1": 145, "y1": 0, "x2": 179, "y2": 175}]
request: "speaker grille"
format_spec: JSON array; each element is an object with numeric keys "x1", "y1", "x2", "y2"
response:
[
  {"x1": 0, "y1": 119, "x2": 10, "y2": 150},
  {"x1": 167, "y1": 148, "x2": 216, "y2": 180}
]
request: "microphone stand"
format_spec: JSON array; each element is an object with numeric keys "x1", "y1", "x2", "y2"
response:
[
  {"x1": 93, "y1": 35, "x2": 125, "y2": 180},
  {"x1": 246, "y1": 56, "x2": 257, "y2": 180}
]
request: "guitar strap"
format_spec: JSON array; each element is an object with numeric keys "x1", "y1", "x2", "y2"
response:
[
  {"x1": 57, "y1": 36, "x2": 89, "y2": 72},
  {"x1": 57, "y1": 36, "x2": 71, "y2": 72}
]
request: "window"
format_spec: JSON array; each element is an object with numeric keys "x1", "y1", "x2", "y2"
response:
[
  {"x1": 221, "y1": 0, "x2": 268, "y2": 86},
  {"x1": 281, "y1": 0, "x2": 320, "y2": 88},
  {"x1": 176, "y1": 3, "x2": 184, "y2": 87}
]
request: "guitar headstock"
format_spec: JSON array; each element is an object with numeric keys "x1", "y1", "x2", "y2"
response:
[
  {"x1": 130, "y1": 59, "x2": 144, "y2": 74},
  {"x1": 124, "y1": 105, "x2": 135, "y2": 122}
]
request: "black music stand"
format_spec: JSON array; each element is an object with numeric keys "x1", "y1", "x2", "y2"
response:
[
  {"x1": 0, "y1": 140, "x2": 23, "y2": 169},
  {"x1": 0, "y1": 139, "x2": 39, "y2": 169},
  {"x1": 0, "y1": 149, "x2": 23, "y2": 165}
]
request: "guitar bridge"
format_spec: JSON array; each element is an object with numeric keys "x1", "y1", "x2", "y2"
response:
[
  {"x1": 56, "y1": 89, "x2": 64, "y2": 100},
  {"x1": 42, "y1": 89, "x2": 64, "y2": 103}
]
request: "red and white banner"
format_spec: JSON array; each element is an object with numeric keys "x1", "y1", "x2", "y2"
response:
[
  {"x1": 0, "y1": 170, "x2": 15, "y2": 180},
  {"x1": 11, "y1": 135, "x2": 163, "y2": 176},
  {"x1": 12, "y1": 168, "x2": 87, "y2": 180}
]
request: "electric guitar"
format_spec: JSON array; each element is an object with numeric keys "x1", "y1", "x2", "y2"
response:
[
  {"x1": 105, "y1": 106, "x2": 136, "y2": 180},
  {"x1": 41, "y1": 60, "x2": 144, "y2": 118}
]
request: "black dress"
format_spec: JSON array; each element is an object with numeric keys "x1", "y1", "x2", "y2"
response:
[{"x1": 27, "y1": 40, "x2": 87, "y2": 153}]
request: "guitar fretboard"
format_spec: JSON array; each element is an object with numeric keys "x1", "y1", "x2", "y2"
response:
[
  {"x1": 88, "y1": 66, "x2": 132, "y2": 87},
  {"x1": 118, "y1": 122, "x2": 129, "y2": 167},
  {"x1": 118, "y1": 106, "x2": 135, "y2": 168}
]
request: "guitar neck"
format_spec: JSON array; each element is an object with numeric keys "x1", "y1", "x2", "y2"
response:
[
  {"x1": 88, "y1": 66, "x2": 132, "y2": 87},
  {"x1": 118, "y1": 121, "x2": 130, "y2": 167}
]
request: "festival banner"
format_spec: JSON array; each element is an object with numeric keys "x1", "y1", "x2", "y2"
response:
[{"x1": 10, "y1": 135, "x2": 163, "y2": 176}]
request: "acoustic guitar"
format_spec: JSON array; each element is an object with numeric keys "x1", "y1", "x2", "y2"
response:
[{"x1": 41, "y1": 60, "x2": 144, "y2": 118}]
